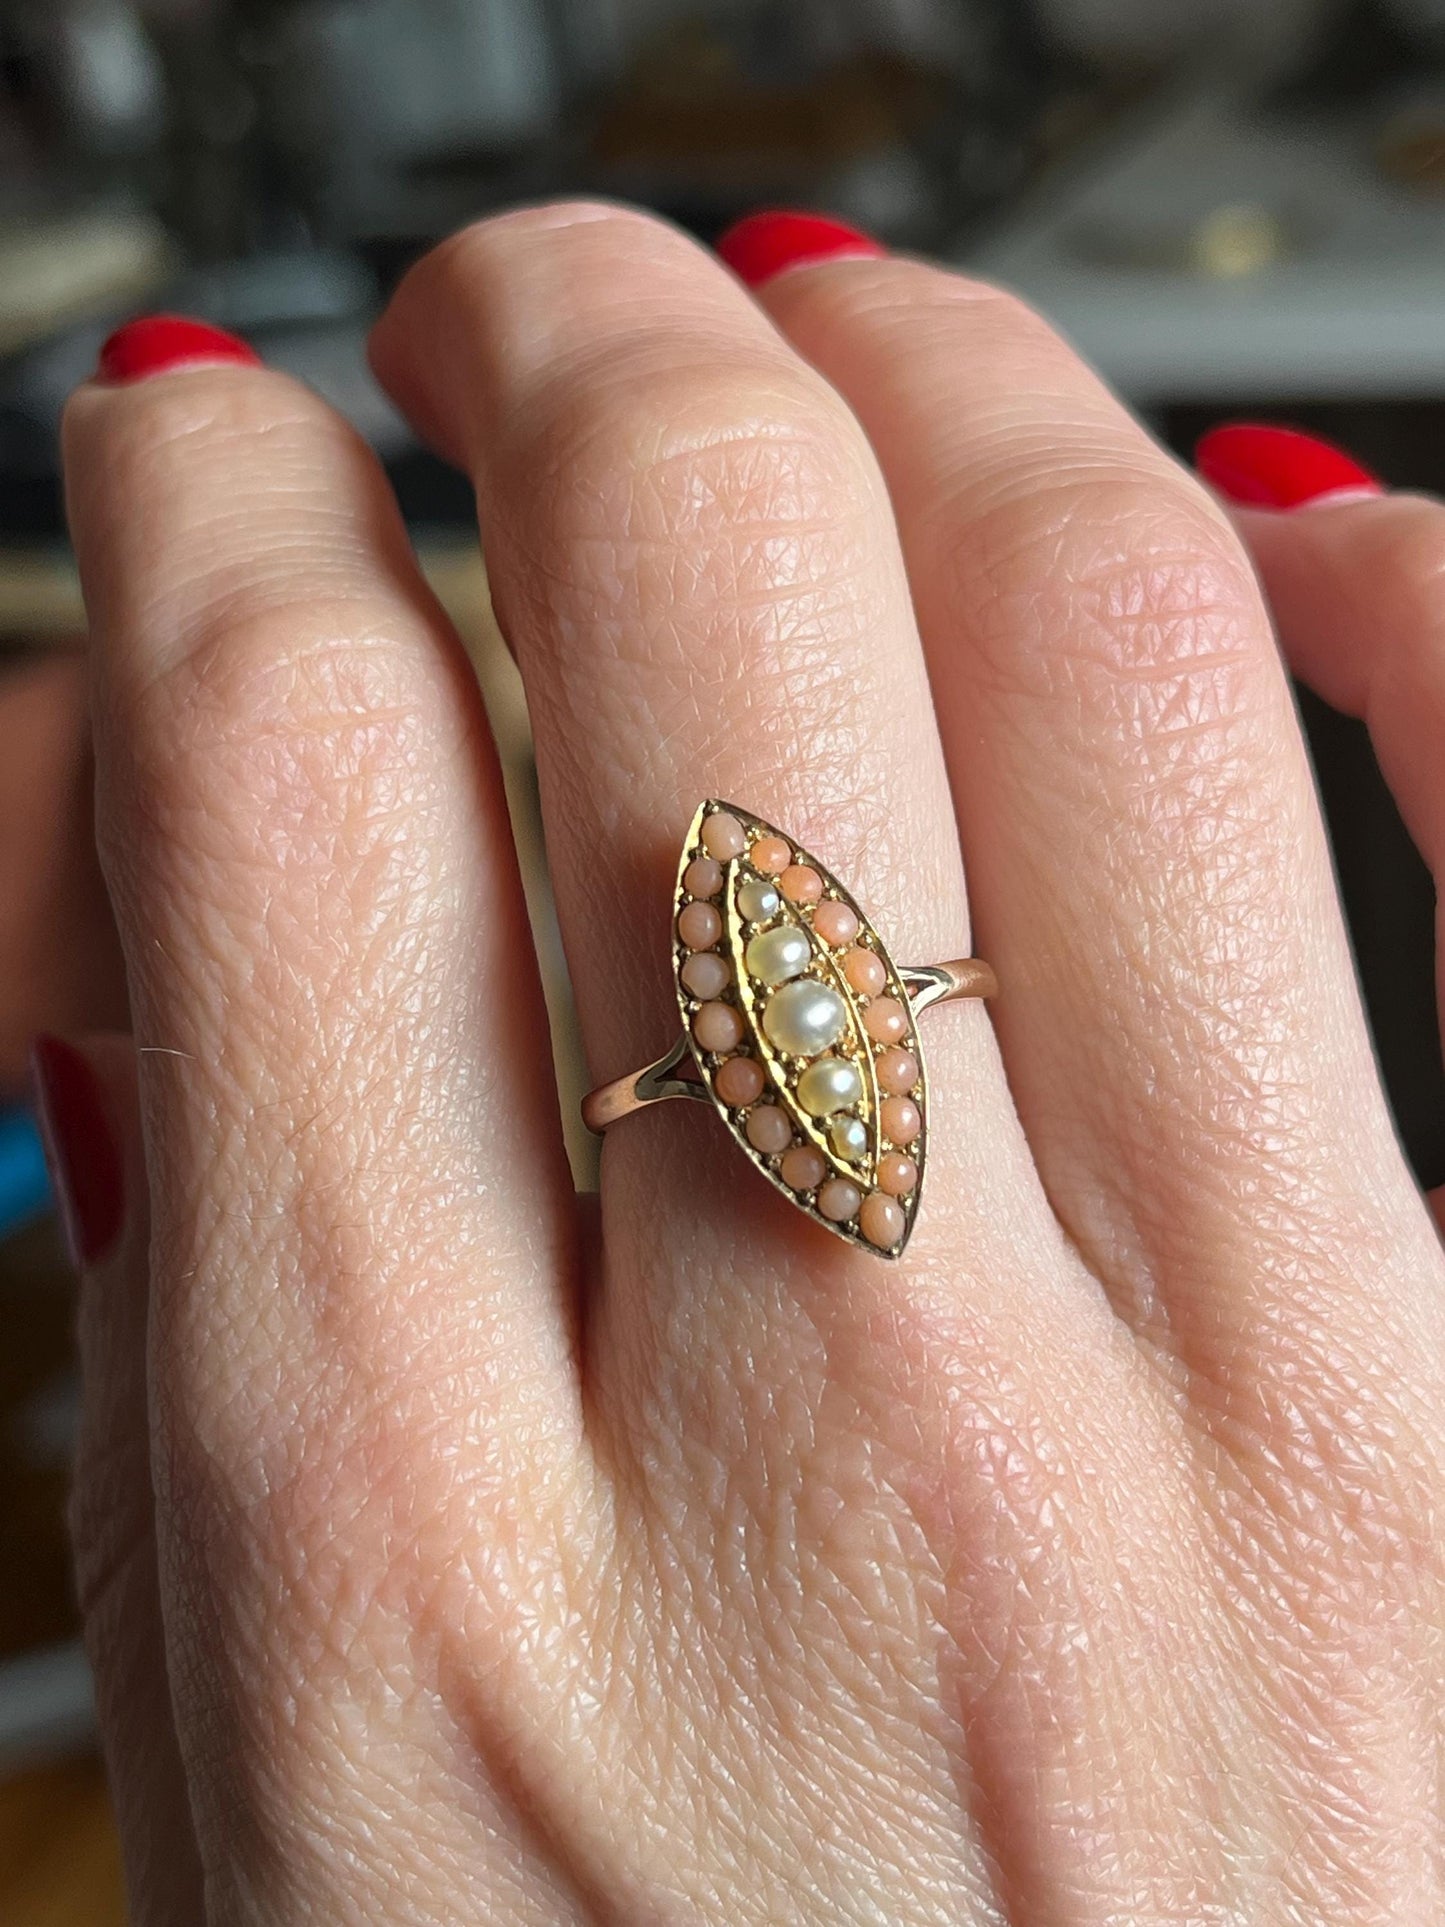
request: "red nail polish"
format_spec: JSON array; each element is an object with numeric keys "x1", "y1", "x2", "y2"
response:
[
  {"x1": 95, "y1": 315, "x2": 261, "y2": 385},
  {"x1": 29, "y1": 1036, "x2": 124, "y2": 1267},
  {"x1": 1195, "y1": 423, "x2": 1382, "y2": 510},
  {"x1": 716, "y1": 210, "x2": 885, "y2": 289}
]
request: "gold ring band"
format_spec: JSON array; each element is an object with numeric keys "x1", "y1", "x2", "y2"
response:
[{"x1": 582, "y1": 959, "x2": 996, "y2": 1132}]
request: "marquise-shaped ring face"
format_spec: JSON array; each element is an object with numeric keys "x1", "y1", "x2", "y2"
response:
[{"x1": 672, "y1": 800, "x2": 925, "y2": 1258}]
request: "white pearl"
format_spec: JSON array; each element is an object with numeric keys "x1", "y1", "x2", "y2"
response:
[
  {"x1": 737, "y1": 877, "x2": 781, "y2": 923},
  {"x1": 829, "y1": 1115, "x2": 869, "y2": 1162},
  {"x1": 763, "y1": 978, "x2": 846, "y2": 1057},
  {"x1": 796, "y1": 1056, "x2": 863, "y2": 1117},
  {"x1": 746, "y1": 925, "x2": 811, "y2": 987}
]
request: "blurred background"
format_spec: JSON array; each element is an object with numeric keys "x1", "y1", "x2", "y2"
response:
[{"x1": 2, "y1": 0, "x2": 1444, "y2": 1913}]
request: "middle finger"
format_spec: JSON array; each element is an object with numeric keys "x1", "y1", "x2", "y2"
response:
[
  {"x1": 368, "y1": 206, "x2": 1095, "y2": 1373},
  {"x1": 373, "y1": 207, "x2": 1225, "y2": 1916},
  {"x1": 371, "y1": 204, "x2": 1053, "y2": 1282}
]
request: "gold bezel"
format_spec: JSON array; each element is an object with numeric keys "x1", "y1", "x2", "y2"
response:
[{"x1": 672, "y1": 800, "x2": 925, "y2": 1258}]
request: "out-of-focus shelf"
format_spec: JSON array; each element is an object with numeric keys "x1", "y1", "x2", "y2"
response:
[{"x1": 967, "y1": 92, "x2": 1445, "y2": 402}]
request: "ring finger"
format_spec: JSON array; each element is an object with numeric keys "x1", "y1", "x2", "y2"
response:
[
  {"x1": 370, "y1": 203, "x2": 1063, "y2": 1363},
  {"x1": 371, "y1": 218, "x2": 1193, "y2": 1913}
]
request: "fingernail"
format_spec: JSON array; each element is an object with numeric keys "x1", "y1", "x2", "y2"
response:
[
  {"x1": 29, "y1": 1036, "x2": 124, "y2": 1267},
  {"x1": 1195, "y1": 423, "x2": 1383, "y2": 510},
  {"x1": 716, "y1": 210, "x2": 886, "y2": 289},
  {"x1": 95, "y1": 314, "x2": 261, "y2": 385}
]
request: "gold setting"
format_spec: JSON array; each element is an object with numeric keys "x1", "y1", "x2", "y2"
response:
[
  {"x1": 674, "y1": 801, "x2": 924, "y2": 1256},
  {"x1": 580, "y1": 800, "x2": 998, "y2": 1261}
]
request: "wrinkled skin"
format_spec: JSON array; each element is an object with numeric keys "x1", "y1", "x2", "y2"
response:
[{"x1": 60, "y1": 206, "x2": 1445, "y2": 1924}]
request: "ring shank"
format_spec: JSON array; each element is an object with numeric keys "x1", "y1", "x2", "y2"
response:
[{"x1": 581, "y1": 956, "x2": 996, "y2": 1133}]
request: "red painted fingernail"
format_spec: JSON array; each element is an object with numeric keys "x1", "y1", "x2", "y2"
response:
[
  {"x1": 29, "y1": 1036, "x2": 124, "y2": 1267},
  {"x1": 95, "y1": 314, "x2": 261, "y2": 385},
  {"x1": 1195, "y1": 423, "x2": 1383, "y2": 510},
  {"x1": 716, "y1": 210, "x2": 885, "y2": 289}
]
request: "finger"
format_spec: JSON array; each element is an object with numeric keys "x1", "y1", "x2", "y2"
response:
[
  {"x1": 369, "y1": 202, "x2": 1052, "y2": 1292},
  {"x1": 34, "y1": 1032, "x2": 204, "y2": 1926},
  {"x1": 63, "y1": 332, "x2": 589, "y2": 1917},
  {"x1": 732, "y1": 227, "x2": 1441, "y2": 1361},
  {"x1": 369, "y1": 211, "x2": 1236, "y2": 1920},
  {"x1": 1197, "y1": 425, "x2": 1445, "y2": 1201}
]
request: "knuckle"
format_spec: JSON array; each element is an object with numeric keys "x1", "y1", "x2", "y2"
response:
[
  {"x1": 817, "y1": 258, "x2": 1054, "y2": 357},
  {"x1": 506, "y1": 350, "x2": 880, "y2": 654},
  {"x1": 953, "y1": 467, "x2": 1265, "y2": 735},
  {"x1": 125, "y1": 594, "x2": 462, "y2": 827},
  {"x1": 529, "y1": 347, "x2": 863, "y2": 523},
  {"x1": 1365, "y1": 495, "x2": 1445, "y2": 634},
  {"x1": 74, "y1": 368, "x2": 345, "y2": 532},
  {"x1": 95, "y1": 595, "x2": 475, "y2": 1024},
  {"x1": 447, "y1": 196, "x2": 682, "y2": 273}
]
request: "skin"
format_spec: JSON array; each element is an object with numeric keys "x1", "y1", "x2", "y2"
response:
[
  {"x1": 0, "y1": 655, "x2": 126, "y2": 1092},
  {"x1": 57, "y1": 203, "x2": 1445, "y2": 1923}
]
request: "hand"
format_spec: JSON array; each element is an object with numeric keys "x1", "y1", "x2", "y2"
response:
[{"x1": 48, "y1": 208, "x2": 1445, "y2": 1923}]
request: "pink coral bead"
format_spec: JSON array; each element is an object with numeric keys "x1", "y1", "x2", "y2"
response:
[
  {"x1": 683, "y1": 856, "x2": 723, "y2": 899},
  {"x1": 860, "y1": 1191, "x2": 906, "y2": 1250},
  {"x1": 781, "y1": 1143, "x2": 827, "y2": 1191},
  {"x1": 881, "y1": 1096, "x2": 921, "y2": 1146},
  {"x1": 813, "y1": 898, "x2": 860, "y2": 947},
  {"x1": 715, "y1": 1055, "x2": 765, "y2": 1106},
  {"x1": 678, "y1": 901, "x2": 722, "y2": 951},
  {"x1": 693, "y1": 1001, "x2": 744, "y2": 1053},
  {"x1": 842, "y1": 946, "x2": 887, "y2": 997},
  {"x1": 817, "y1": 1177, "x2": 862, "y2": 1223},
  {"x1": 878, "y1": 1152, "x2": 918, "y2": 1197},
  {"x1": 701, "y1": 812, "x2": 746, "y2": 860},
  {"x1": 681, "y1": 952, "x2": 729, "y2": 999},
  {"x1": 750, "y1": 834, "x2": 792, "y2": 875},
  {"x1": 863, "y1": 996, "x2": 908, "y2": 1045},
  {"x1": 746, "y1": 1105, "x2": 793, "y2": 1155},
  {"x1": 877, "y1": 1047, "x2": 919, "y2": 1095},
  {"x1": 780, "y1": 863, "x2": 823, "y2": 905}
]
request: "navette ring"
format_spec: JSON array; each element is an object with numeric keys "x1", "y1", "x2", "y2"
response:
[{"x1": 581, "y1": 802, "x2": 997, "y2": 1259}]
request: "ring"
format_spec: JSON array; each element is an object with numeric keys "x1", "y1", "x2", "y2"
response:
[{"x1": 582, "y1": 801, "x2": 997, "y2": 1259}]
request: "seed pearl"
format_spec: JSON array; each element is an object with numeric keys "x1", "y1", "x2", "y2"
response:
[
  {"x1": 683, "y1": 856, "x2": 722, "y2": 899},
  {"x1": 881, "y1": 1095, "x2": 922, "y2": 1146},
  {"x1": 829, "y1": 1115, "x2": 869, "y2": 1162},
  {"x1": 736, "y1": 876, "x2": 781, "y2": 922},
  {"x1": 878, "y1": 1151, "x2": 918, "y2": 1197},
  {"x1": 876, "y1": 1047, "x2": 919, "y2": 1095},
  {"x1": 715, "y1": 1055, "x2": 765, "y2": 1107},
  {"x1": 681, "y1": 951, "x2": 730, "y2": 999},
  {"x1": 863, "y1": 995, "x2": 908, "y2": 1045},
  {"x1": 701, "y1": 811, "x2": 746, "y2": 860},
  {"x1": 763, "y1": 979, "x2": 847, "y2": 1057},
  {"x1": 750, "y1": 833, "x2": 792, "y2": 875},
  {"x1": 842, "y1": 945, "x2": 887, "y2": 997},
  {"x1": 781, "y1": 1143, "x2": 827, "y2": 1192},
  {"x1": 678, "y1": 900, "x2": 722, "y2": 951},
  {"x1": 745, "y1": 924, "x2": 812, "y2": 987},
  {"x1": 693, "y1": 1001, "x2": 744, "y2": 1054},
  {"x1": 746, "y1": 1104, "x2": 793, "y2": 1155},
  {"x1": 860, "y1": 1191, "x2": 906, "y2": 1250},
  {"x1": 780, "y1": 863, "x2": 822, "y2": 906},
  {"x1": 813, "y1": 899, "x2": 860, "y2": 947},
  {"x1": 796, "y1": 1055, "x2": 864, "y2": 1117},
  {"x1": 817, "y1": 1177, "x2": 862, "y2": 1223}
]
